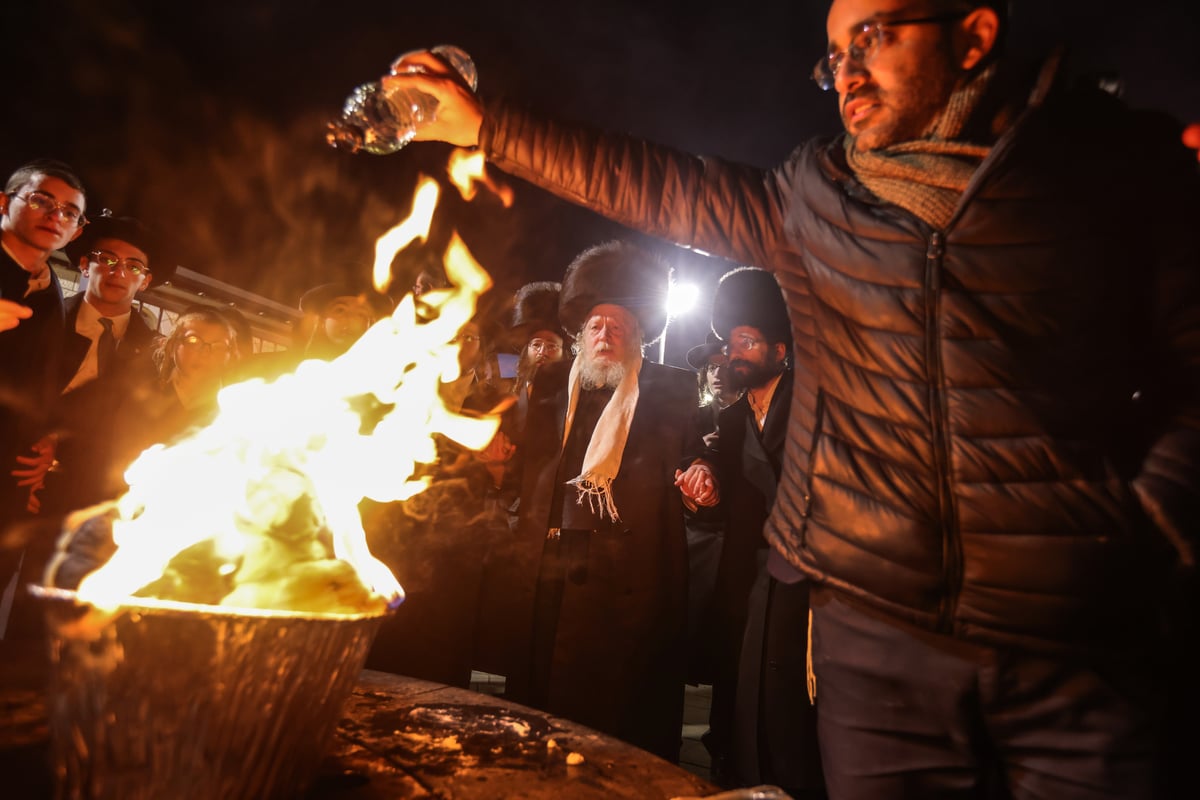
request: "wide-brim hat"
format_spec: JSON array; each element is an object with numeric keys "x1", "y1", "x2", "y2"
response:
[
  {"x1": 509, "y1": 281, "x2": 569, "y2": 343},
  {"x1": 711, "y1": 266, "x2": 791, "y2": 346},
  {"x1": 685, "y1": 331, "x2": 725, "y2": 370},
  {"x1": 559, "y1": 240, "x2": 669, "y2": 344},
  {"x1": 299, "y1": 281, "x2": 394, "y2": 319},
  {"x1": 66, "y1": 210, "x2": 178, "y2": 285}
]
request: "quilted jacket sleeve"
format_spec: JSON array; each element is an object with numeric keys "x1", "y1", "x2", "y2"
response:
[{"x1": 480, "y1": 99, "x2": 800, "y2": 274}]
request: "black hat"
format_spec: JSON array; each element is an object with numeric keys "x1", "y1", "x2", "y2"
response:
[
  {"x1": 510, "y1": 281, "x2": 568, "y2": 342},
  {"x1": 559, "y1": 240, "x2": 669, "y2": 344},
  {"x1": 66, "y1": 210, "x2": 177, "y2": 285},
  {"x1": 686, "y1": 332, "x2": 725, "y2": 370},
  {"x1": 299, "y1": 282, "x2": 394, "y2": 319},
  {"x1": 711, "y1": 267, "x2": 790, "y2": 346}
]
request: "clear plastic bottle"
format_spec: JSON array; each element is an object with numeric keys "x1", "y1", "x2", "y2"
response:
[{"x1": 326, "y1": 45, "x2": 478, "y2": 155}]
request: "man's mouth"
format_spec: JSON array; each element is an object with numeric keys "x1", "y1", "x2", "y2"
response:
[{"x1": 843, "y1": 96, "x2": 879, "y2": 126}]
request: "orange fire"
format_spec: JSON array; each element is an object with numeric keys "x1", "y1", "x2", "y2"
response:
[
  {"x1": 73, "y1": 173, "x2": 498, "y2": 614},
  {"x1": 447, "y1": 148, "x2": 514, "y2": 207}
]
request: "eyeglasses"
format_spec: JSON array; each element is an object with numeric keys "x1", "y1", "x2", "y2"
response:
[
  {"x1": 527, "y1": 338, "x2": 562, "y2": 354},
  {"x1": 12, "y1": 190, "x2": 87, "y2": 226},
  {"x1": 812, "y1": 11, "x2": 968, "y2": 91},
  {"x1": 180, "y1": 334, "x2": 231, "y2": 354},
  {"x1": 728, "y1": 334, "x2": 765, "y2": 353},
  {"x1": 90, "y1": 250, "x2": 149, "y2": 276}
]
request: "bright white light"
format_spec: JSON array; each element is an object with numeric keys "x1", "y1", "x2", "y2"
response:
[{"x1": 666, "y1": 282, "x2": 700, "y2": 319}]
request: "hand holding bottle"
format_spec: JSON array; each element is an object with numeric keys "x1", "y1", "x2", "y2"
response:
[
  {"x1": 383, "y1": 49, "x2": 484, "y2": 148},
  {"x1": 327, "y1": 45, "x2": 482, "y2": 155}
]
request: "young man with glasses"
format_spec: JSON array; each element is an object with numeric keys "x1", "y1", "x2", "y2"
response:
[
  {"x1": 0, "y1": 158, "x2": 87, "y2": 636},
  {"x1": 61, "y1": 214, "x2": 165, "y2": 393},
  {"x1": 16, "y1": 213, "x2": 173, "y2": 517},
  {"x1": 382, "y1": 1, "x2": 1199, "y2": 795},
  {"x1": 0, "y1": 160, "x2": 88, "y2": 432}
]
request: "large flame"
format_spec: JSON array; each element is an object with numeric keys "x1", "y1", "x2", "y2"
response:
[{"x1": 74, "y1": 175, "x2": 497, "y2": 614}]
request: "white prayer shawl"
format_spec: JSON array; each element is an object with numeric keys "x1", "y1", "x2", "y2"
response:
[{"x1": 560, "y1": 354, "x2": 642, "y2": 522}]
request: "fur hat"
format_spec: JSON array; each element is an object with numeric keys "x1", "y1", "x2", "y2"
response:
[
  {"x1": 299, "y1": 281, "x2": 394, "y2": 319},
  {"x1": 66, "y1": 210, "x2": 177, "y2": 285},
  {"x1": 711, "y1": 267, "x2": 791, "y2": 346},
  {"x1": 559, "y1": 240, "x2": 669, "y2": 344},
  {"x1": 509, "y1": 281, "x2": 568, "y2": 343}
]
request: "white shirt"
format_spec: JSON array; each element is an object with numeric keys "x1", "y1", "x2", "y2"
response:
[{"x1": 63, "y1": 299, "x2": 132, "y2": 394}]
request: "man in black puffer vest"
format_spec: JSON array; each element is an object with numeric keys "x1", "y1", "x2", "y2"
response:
[{"x1": 379, "y1": 2, "x2": 1200, "y2": 796}]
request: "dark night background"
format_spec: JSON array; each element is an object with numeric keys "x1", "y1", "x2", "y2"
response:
[{"x1": 3, "y1": 0, "x2": 1199, "y2": 361}]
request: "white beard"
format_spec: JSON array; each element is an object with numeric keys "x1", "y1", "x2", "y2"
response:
[
  {"x1": 579, "y1": 358, "x2": 626, "y2": 390},
  {"x1": 578, "y1": 342, "x2": 640, "y2": 390}
]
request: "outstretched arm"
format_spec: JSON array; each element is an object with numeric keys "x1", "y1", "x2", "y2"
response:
[{"x1": 381, "y1": 50, "x2": 797, "y2": 272}]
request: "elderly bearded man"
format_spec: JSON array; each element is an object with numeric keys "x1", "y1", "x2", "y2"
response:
[
  {"x1": 382, "y1": 0, "x2": 1200, "y2": 795},
  {"x1": 501, "y1": 240, "x2": 712, "y2": 762}
]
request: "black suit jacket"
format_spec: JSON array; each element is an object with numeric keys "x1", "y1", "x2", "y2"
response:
[
  {"x1": 706, "y1": 368, "x2": 793, "y2": 642},
  {"x1": 1, "y1": 250, "x2": 65, "y2": 522},
  {"x1": 41, "y1": 295, "x2": 160, "y2": 514},
  {"x1": 58, "y1": 293, "x2": 158, "y2": 392}
]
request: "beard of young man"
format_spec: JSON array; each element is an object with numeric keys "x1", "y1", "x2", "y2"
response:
[
  {"x1": 578, "y1": 328, "x2": 641, "y2": 391},
  {"x1": 729, "y1": 345, "x2": 785, "y2": 392}
]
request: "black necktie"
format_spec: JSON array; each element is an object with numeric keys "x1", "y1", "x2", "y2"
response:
[{"x1": 97, "y1": 317, "x2": 116, "y2": 375}]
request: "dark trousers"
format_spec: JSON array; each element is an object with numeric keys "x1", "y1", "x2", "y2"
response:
[
  {"x1": 731, "y1": 558, "x2": 824, "y2": 795},
  {"x1": 810, "y1": 587, "x2": 1161, "y2": 800}
]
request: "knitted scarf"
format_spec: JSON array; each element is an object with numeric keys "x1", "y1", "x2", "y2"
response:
[
  {"x1": 561, "y1": 353, "x2": 642, "y2": 522},
  {"x1": 845, "y1": 64, "x2": 997, "y2": 229}
]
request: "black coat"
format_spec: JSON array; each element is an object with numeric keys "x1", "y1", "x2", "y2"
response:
[
  {"x1": 708, "y1": 371, "x2": 793, "y2": 634},
  {"x1": 503, "y1": 357, "x2": 699, "y2": 760},
  {"x1": 0, "y1": 250, "x2": 65, "y2": 525},
  {"x1": 705, "y1": 370, "x2": 823, "y2": 791},
  {"x1": 40, "y1": 294, "x2": 160, "y2": 514},
  {"x1": 705, "y1": 373, "x2": 784, "y2": 761}
]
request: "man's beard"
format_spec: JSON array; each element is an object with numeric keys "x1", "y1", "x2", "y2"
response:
[
  {"x1": 844, "y1": 47, "x2": 961, "y2": 152},
  {"x1": 579, "y1": 344, "x2": 637, "y2": 391},
  {"x1": 729, "y1": 357, "x2": 783, "y2": 391}
]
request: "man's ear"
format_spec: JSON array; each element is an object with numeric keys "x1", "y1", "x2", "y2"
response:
[
  {"x1": 137, "y1": 272, "x2": 152, "y2": 292},
  {"x1": 78, "y1": 255, "x2": 91, "y2": 277},
  {"x1": 958, "y1": 6, "x2": 1001, "y2": 71},
  {"x1": 771, "y1": 342, "x2": 788, "y2": 363}
]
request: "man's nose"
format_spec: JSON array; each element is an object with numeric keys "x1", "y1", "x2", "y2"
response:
[{"x1": 836, "y1": 58, "x2": 869, "y2": 96}]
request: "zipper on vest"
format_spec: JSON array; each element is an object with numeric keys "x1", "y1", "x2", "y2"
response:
[{"x1": 925, "y1": 231, "x2": 961, "y2": 633}]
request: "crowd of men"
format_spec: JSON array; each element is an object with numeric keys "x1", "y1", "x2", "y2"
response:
[{"x1": 4, "y1": 0, "x2": 1200, "y2": 797}]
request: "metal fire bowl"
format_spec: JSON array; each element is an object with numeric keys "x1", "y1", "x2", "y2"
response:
[{"x1": 30, "y1": 586, "x2": 387, "y2": 800}]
